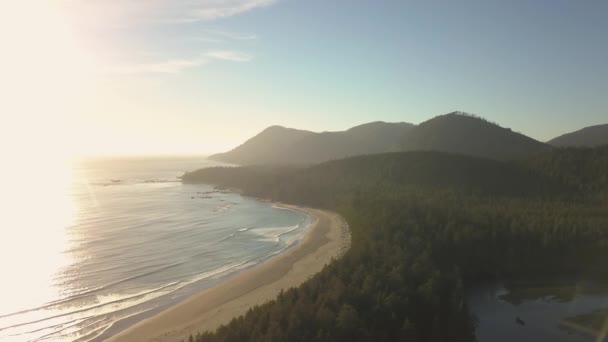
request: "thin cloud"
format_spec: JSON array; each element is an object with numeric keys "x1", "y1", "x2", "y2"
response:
[
  {"x1": 106, "y1": 57, "x2": 208, "y2": 74},
  {"x1": 206, "y1": 50, "x2": 253, "y2": 62},
  {"x1": 188, "y1": 30, "x2": 257, "y2": 46},
  {"x1": 61, "y1": 0, "x2": 278, "y2": 26},
  {"x1": 106, "y1": 50, "x2": 252, "y2": 74},
  {"x1": 190, "y1": 37, "x2": 224, "y2": 43},
  {"x1": 189, "y1": 0, "x2": 276, "y2": 21},
  {"x1": 205, "y1": 29, "x2": 258, "y2": 40}
]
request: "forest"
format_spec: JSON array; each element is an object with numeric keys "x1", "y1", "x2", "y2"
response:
[{"x1": 180, "y1": 146, "x2": 608, "y2": 342}]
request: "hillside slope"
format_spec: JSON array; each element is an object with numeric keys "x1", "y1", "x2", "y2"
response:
[
  {"x1": 402, "y1": 112, "x2": 550, "y2": 161},
  {"x1": 274, "y1": 122, "x2": 414, "y2": 164},
  {"x1": 209, "y1": 121, "x2": 414, "y2": 165},
  {"x1": 548, "y1": 124, "x2": 608, "y2": 147},
  {"x1": 209, "y1": 126, "x2": 314, "y2": 165}
]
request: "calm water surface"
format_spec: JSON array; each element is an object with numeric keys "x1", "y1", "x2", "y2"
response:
[{"x1": 469, "y1": 283, "x2": 608, "y2": 342}]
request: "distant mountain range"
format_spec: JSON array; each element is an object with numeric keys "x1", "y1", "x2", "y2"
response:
[
  {"x1": 209, "y1": 112, "x2": 606, "y2": 165},
  {"x1": 210, "y1": 121, "x2": 414, "y2": 165},
  {"x1": 547, "y1": 124, "x2": 608, "y2": 147}
]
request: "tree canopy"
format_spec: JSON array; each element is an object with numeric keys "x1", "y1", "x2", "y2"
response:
[{"x1": 181, "y1": 147, "x2": 608, "y2": 342}]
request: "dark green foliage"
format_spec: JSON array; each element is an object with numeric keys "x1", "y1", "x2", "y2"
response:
[
  {"x1": 525, "y1": 145, "x2": 608, "y2": 198},
  {"x1": 184, "y1": 151, "x2": 564, "y2": 199},
  {"x1": 183, "y1": 147, "x2": 608, "y2": 342}
]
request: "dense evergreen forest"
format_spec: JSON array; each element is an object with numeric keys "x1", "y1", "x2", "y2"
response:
[{"x1": 181, "y1": 146, "x2": 608, "y2": 342}]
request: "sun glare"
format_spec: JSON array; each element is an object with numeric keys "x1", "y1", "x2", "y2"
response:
[
  {"x1": 0, "y1": 160, "x2": 76, "y2": 317},
  {"x1": 1, "y1": 1, "x2": 97, "y2": 161},
  {"x1": 0, "y1": 1, "x2": 87, "y2": 316}
]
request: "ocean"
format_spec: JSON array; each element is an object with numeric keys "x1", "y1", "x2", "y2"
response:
[{"x1": 0, "y1": 156, "x2": 309, "y2": 342}]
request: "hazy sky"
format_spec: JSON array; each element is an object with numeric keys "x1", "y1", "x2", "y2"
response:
[{"x1": 2, "y1": 0, "x2": 607, "y2": 156}]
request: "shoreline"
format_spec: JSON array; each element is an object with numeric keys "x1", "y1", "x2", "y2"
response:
[{"x1": 107, "y1": 203, "x2": 350, "y2": 342}]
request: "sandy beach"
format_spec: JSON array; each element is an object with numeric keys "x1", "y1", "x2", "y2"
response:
[{"x1": 107, "y1": 204, "x2": 350, "y2": 342}]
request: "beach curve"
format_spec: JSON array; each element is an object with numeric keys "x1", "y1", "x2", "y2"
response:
[{"x1": 107, "y1": 204, "x2": 350, "y2": 342}]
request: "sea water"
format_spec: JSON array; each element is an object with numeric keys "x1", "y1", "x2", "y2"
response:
[{"x1": 0, "y1": 156, "x2": 309, "y2": 342}]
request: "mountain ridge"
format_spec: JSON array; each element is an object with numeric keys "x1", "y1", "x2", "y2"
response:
[
  {"x1": 548, "y1": 124, "x2": 608, "y2": 147},
  {"x1": 209, "y1": 121, "x2": 414, "y2": 165},
  {"x1": 209, "y1": 112, "x2": 551, "y2": 165},
  {"x1": 401, "y1": 112, "x2": 550, "y2": 161}
]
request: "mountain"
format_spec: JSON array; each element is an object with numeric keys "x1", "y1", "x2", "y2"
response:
[
  {"x1": 209, "y1": 126, "x2": 314, "y2": 165},
  {"x1": 209, "y1": 112, "x2": 551, "y2": 165},
  {"x1": 209, "y1": 121, "x2": 414, "y2": 165},
  {"x1": 547, "y1": 124, "x2": 608, "y2": 147},
  {"x1": 401, "y1": 112, "x2": 551, "y2": 161}
]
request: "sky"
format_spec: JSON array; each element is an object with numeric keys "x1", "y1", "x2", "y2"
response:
[{"x1": 1, "y1": 0, "x2": 607, "y2": 157}]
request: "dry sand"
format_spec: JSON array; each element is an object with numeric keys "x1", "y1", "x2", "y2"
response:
[{"x1": 107, "y1": 204, "x2": 349, "y2": 342}]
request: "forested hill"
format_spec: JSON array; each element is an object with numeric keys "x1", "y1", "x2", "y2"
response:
[
  {"x1": 208, "y1": 112, "x2": 551, "y2": 166},
  {"x1": 185, "y1": 151, "x2": 566, "y2": 199},
  {"x1": 208, "y1": 121, "x2": 414, "y2": 165},
  {"x1": 547, "y1": 123, "x2": 608, "y2": 147},
  {"x1": 401, "y1": 113, "x2": 550, "y2": 161},
  {"x1": 181, "y1": 147, "x2": 608, "y2": 342},
  {"x1": 190, "y1": 147, "x2": 608, "y2": 201}
]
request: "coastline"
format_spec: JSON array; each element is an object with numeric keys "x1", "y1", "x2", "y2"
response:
[{"x1": 107, "y1": 203, "x2": 350, "y2": 342}]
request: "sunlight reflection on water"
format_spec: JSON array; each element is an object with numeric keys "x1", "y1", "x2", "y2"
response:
[
  {"x1": 0, "y1": 158, "x2": 76, "y2": 319},
  {"x1": 0, "y1": 156, "x2": 308, "y2": 342}
]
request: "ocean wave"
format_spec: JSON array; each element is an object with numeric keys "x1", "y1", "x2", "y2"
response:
[
  {"x1": 267, "y1": 239, "x2": 299, "y2": 258},
  {"x1": 71, "y1": 323, "x2": 109, "y2": 342},
  {"x1": 0, "y1": 281, "x2": 182, "y2": 335},
  {"x1": 270, "y1": 205, "x2": 301, "y2": 214},
  {"x1": 277, "y1": 224, "x2": 301, "y2": 237},
  {"x1": 1, "y1": 258, "x2": 268, "y2": 339},
  {"x1": 215, "y1": 226, "x2": 252, "y2": 243},
  {"x1": 248, "y1": 225, "x2": 301, "y2": 242},
  {"x1": 211, "y1": 223, "x2": 302, "y2": 245},
  {"x1": 212, "y1": 204, "x2": 233, "y2": 212},
  {"x1": 217, "y1": 233, "x2": 237, "y2": 243},
  {"x1": 26, "y1": 316, "x2": 104, "y2": 342},
  {"x1": 86, "y1": 307, "x2": 156, "y2": 342},
  {"x1": 0, "y1": 262, "x2": 185, "y2": 327},
  {"x1": 75, "y1": 263, "x2": 182, "y2": 305},
  {"x1": 1, "y1": 317, "x2": 89, "y2": 341}
]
